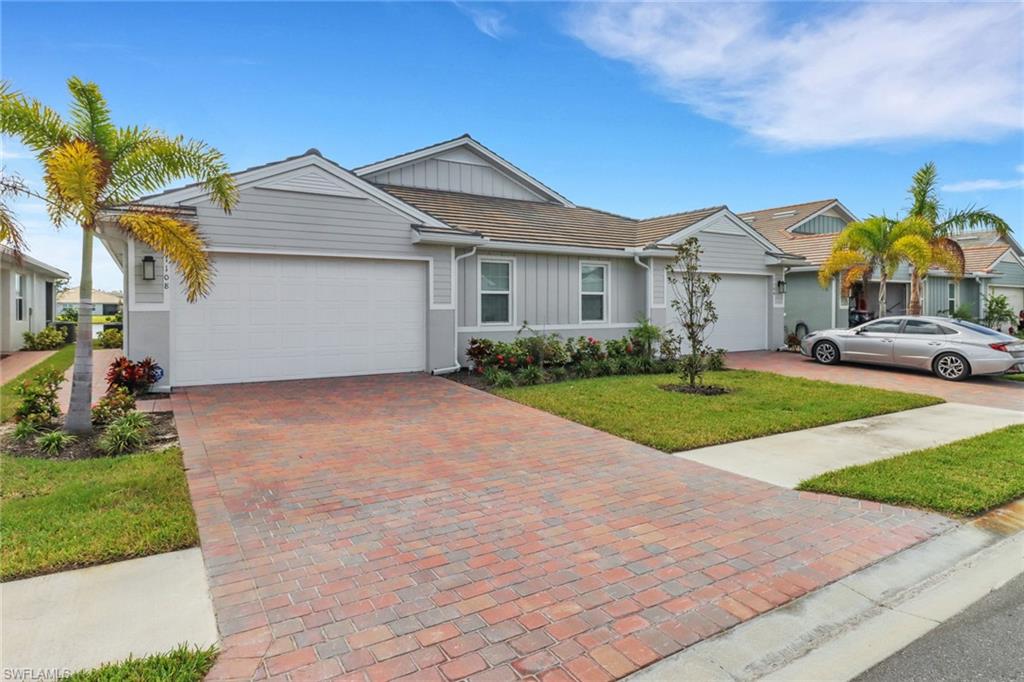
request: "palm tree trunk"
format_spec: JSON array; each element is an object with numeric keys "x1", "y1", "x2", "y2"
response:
[
  {"x1": 64, "y1": 227, "x2": 94, "y2": 434},
  {"x1": 908, "y1": 269, "x2": 923, "y2": 315},
  {"x1": 878, "y1": 272, "x2": 887, "y2": 316}
]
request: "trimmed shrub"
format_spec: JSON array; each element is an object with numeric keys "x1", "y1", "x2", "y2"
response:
[
  {"x1": 91, "y1": 387, "x2": 136, "y2": 425},
  {"x1": 22, "y1": 326, "x2": 67, "y2": 351},
  {"x1": 95, "y1": 328, "x2": 123, "y2": 349},
  {"x1": 106, "y1": 356, "x2": 161, "y2": 395},
  {"x1": 36, "y1": 431, "x2": 77, "y2": 456},
  {"x1": 13, "y1": 368, "x2": 65, "y2": 427},
  {"x1": 98, "y1": 413, "x2": 151, "y2": 455}
]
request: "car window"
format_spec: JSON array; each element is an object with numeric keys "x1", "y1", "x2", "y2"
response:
[
  {"x1": 902, "y1": 320, "x2": 952, "y2": 335},
  {"x1": 948, "y1": 320, "x2": 1001, "y2": 336},
  {"x1": 861, "y1": 319, "x2": 902, "y2": 333}
]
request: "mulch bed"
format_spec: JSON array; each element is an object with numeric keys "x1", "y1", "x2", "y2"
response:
[
  {"x1": 443, "y1": 369, "x2": 492, "y2": 391},
  {"x1": 0, "y1": 412, "x2": 178, "y2": 461},
  {"x1": 660, "y1": 383, "x2": 731, "y2": 396}
]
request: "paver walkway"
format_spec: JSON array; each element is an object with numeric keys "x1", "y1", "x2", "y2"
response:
[
  {"x1": 729, "y1": 351, "x2": 1024, "y2": 410},
  {"x1": 0, "y1": 350, "x2": 55, "y2": 383},
  {"x1": 173, "y1": 375, "x2": 955, "y2": 681}
]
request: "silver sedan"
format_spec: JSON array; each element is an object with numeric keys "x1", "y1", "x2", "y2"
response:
[{"x1": 801, "y1": 316, "x2": 1024, "y2": 381}]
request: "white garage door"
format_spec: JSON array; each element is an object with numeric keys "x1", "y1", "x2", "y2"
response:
[
  {"x1": 172, "y1": 254, "x2": 427, "y2": 386},
  {"x1": 991, "y1": 286, "x2": 1024, "y2": 317},
  {"x1": 669, "y1": 274, "x2": 768, "y2": 352}
]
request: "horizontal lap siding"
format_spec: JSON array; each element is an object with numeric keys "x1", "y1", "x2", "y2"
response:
[
  {"x1": 993, "y1": 260, "x2": 1024, "y2": 286},
  {"x1": 695, "y1": 232, "x2": 767, "y2": 272},
  {"x1": 191, "y1": 186, "x2": 452, "y2": 306}
]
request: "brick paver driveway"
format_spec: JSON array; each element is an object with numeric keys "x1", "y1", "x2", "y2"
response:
[
  {"x1": 173, "y1": 375, "x2": 954, "y2": 681},
  {"x1": 730, "y1": 351, "x2": 1024, "y2": 411}
]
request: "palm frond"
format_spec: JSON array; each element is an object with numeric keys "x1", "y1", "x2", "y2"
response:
[
  {"x1": 931, "y1": 236, "x2": 966, "y2": 279},
  {"x1": 907, "y1": 161, "x2": 940, "y2": 223},
  {"x1": 890, "y1": 234, "x2": 932, "y2": 274},
  {"x1": 66, "y1": 77, "x2": 116, "y2": 158},
  {"x1": 937, "y1": 206, "x2": 1010, "y2": 237},
  {"x1": 890, "y1": 215, "x2": 933, "y2": 241},
  {"x1": 819, "y1": 249, "x2": 868, "y2": 288},
  {"x1": 118, "y1": 211, "x2": 213, "y2": 301},
  {"x1": 0, "y1": 173, "x2": 29, "y2": 256},
  {"x1": 106, "y1": 135, "x2": 237, "y2": 211},
  {"x1": 0, "y1": 81, "x2": 72, "y2": 153},
  {"x1": 841, "y1": 264, "x2": 871, "y2": 295},
  {"x1": 44, "y1": 140, "x2": 106, "y2": 223}
]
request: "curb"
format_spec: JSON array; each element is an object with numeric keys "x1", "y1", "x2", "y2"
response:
[{"x1": 629, "y1": 500, "x2": 1024, "y2": 682}]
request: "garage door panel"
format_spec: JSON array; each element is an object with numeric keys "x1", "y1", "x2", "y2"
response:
[
  {"x1": 172, "y1": 254, "x2": 427, "y2": 386},
  {"x1": 669, "y1": 273, "x2": 768, "y2": 352}
]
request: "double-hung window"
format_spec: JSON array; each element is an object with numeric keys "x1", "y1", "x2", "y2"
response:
[
  {"x1": 947, "y1": 282, "x2": 957, "y2": 313},
  {"x1": 480, "y1": 259, "x2": 512, "y2": 325},
  {"x1": 14, "y1": 274, "x2": 24, "y2": 322},
  {"x1": 580, "y1": 262, "x2": 608, "y2": 323}
]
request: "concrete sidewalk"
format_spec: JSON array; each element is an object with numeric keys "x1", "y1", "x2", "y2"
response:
[
  {"x1": 1, "y1": 548, "x2": 217, "y2": 676},
  {"x1": 675, "y1": 403, "x2": 1024, "y2": 488}
]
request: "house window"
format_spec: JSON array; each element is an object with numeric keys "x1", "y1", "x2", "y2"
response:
[
  {"x1": 947, "y1": 282, "x2": 957, "y2": 312},
  {"x1": 580, "y1": 262, "x2": 608, "y2": 323},
  {"x1": 14, "y1": 273, "x2": 24, "y2": 321},
  {"x1": 480, "y1": 259, "x2": 512, "y2": 324}
]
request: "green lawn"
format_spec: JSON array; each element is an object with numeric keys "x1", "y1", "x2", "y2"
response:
[
  {"x1": 66, "y1": 644, "x2": 217, "y2": 681},
  {"x1": 92, "y1": 315, "x2": 118, "y2": 324},
  {"x1": 496, "y1": 370, "x2": 941, "y2": 452},
  {"x1": 1004, "y1": 374, "x2": 1024, "y2": 382},
  {"x1": 799, "y1": 425, "x2": 1024, "y2": 516},
  {"x1": 0, "y1": 448, "x2": 199, "y2": 581},
  {"x1": 1, "y1": 343, "x2": 76, "y2": 422}
]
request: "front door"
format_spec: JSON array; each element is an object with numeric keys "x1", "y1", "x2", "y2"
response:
[{"x1": 844, "y1": 318, "x2": 902, "y2": 364}]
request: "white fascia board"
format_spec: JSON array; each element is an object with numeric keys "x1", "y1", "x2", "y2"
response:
[
  {"x1": 656, "y1": 208, "x2": 785, "y2": 254},
  {"x1": 995, "y1": 248, "x2": 1024, "y2": 268},
  {"x1": 785, "y1": 200, "x2": 859, "y2": 234},
  {"x1": 0, "y1": 249, "x2": 69, "y2": 279},
  {"x1": 353, "y1": 137, "x2": 576, "y2": 208},
  {"x1": 413, "y1": 231, "x2": 490, "y2": 246},
  {"x1": 480, "y1": 240, "x2": 638, "y2": 258},
  {"x1": 136, "y1": 154, "x2": 450, "y2": 230}
]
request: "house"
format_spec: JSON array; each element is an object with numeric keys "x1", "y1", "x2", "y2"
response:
[
  {"x1": 0, "y1": 247, "x2": 69, "y2": 353},
  {"x1": 95, "y1": 135, "x2": 800, "y2": 389},
  {"x1": 56, "y1": 289, "x2": 123, "y2": 317},
  {"x1": 739, "y1": 201, "x2": 1023, "y2": 336}
]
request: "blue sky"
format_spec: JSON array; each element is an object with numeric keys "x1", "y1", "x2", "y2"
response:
[{"x1": 3, "y1": 1, "x2": 1022, "y2": 290}]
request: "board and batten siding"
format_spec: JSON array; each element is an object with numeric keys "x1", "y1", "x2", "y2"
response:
[
  {"x1": 456, "y1": 251, "x2": 644, "y2": 329},
  {"x1": 365, "y1": 158, "x2": 544, "y2": 202},
  {"x1": 792, "y1": 215, "x2": 848, "y2": 235},
  {"x1": 190, "y1": 186, "x2": 453, "y2": 306}
]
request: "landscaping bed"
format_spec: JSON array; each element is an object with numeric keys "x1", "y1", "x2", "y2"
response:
[
  {"x1": 798, "y1": 424, "x2": 1024, "y2": 516},
  {"x1": 0, "y1": 411, "x2": 176, "y2": 460},
  {"x1": 0, "y1": 343, "x2": 75, "y2": 422},
  {"x1": 497, "y1": 370, "x2": 942, "y2": 452}
]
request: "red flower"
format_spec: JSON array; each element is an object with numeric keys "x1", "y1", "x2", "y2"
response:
[
  {"x1": 526, "y1": 355, "x2": 534, "y2": 365},
  {"x1": 626, "y1": 343, "x2": 634, "y2": 354}
]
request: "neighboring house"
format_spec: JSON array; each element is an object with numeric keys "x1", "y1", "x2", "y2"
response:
[
  {"x1": 56, "y1": 289, "x2": 123, "y2": 317},
  {"x1": 0, "y1": 247, "x2": 69, "y2": 353},
  {"x1": 740, "y1": 201, "x2": 1023, "y2": 336},
  {"x1": 96, "y1": 135, "x2": 800, "y2": 389}
]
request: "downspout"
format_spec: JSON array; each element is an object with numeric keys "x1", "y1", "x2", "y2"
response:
[
  {"x1": 431, "y1": 246, "x2": 478, "y2": 375},
  {"x1": 633, "y1": 253, "x2": 651, "y2": 321}
]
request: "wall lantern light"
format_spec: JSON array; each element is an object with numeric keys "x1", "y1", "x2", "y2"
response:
[
  {"x1": 776, "y1": 280, "x2": 787, "y2": 295},
  {"x1": 142, "y1": 255, "x2": 156, "y2": 281}
]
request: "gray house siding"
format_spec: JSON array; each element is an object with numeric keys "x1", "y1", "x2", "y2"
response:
[
  {"x1": 992, "y1": 259, "x2": 1024, "y2": 286},
  {"x1": 926, "y1": 276, "x2": 952, "y2": 316},
  {"x1": 694, "y1": 230, "x2": 768, "y2": 273},
  {"x1": 960, "y1": 279, "x2": 981, "y2": 319},
  {"x1": 364, "y1": 158, "x2": 544, "y2": 202},
  {"x1": 792, "y1": 215, "x2": 847, "y2": 235},
  {"x1": 785, "y1": 271, "x2": 835, "y2": 333}
]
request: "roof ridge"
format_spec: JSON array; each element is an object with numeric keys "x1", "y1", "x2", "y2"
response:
[
  {"x1": 638, "y1": 205, "x2": 726, "y2": 223},
  {"x1": 737, "y1": 198, "x2": 837, "y2": 216},
  {"x1": 352, "y1": 134, "x2": 473, "y2": 171}
]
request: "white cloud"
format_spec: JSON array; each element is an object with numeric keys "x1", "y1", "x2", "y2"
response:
[
  {"x1": 455, "y1": 2, "x2": 510, "y2": 39},
  {"x1": 567, "y1": 3, "x2": 1024, "y2": 148},
  {"x1": 944, "y1": 166, "x2": 1024, "y2": 193},
  {"x1": 2, "y1": 139, "x2": 36, "y2": 161}
]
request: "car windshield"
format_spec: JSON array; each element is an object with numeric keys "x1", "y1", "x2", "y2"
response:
[{"x1": 948, "y1": 320, "x2": 1003, "y2": 336}]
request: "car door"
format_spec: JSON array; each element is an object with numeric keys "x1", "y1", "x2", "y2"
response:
[
  {"x1": 844, "y1": 318, "x2": 903, "y2": 364},
  {"x1": 893, "y1": 319, "x2": 954, "y2": 370}
]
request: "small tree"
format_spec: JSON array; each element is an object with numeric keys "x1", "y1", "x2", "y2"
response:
[
  {"x1": 667, "y1": 237, "x2": 720, "y2": 389},
  {"x1": 982, "y1": 294, "x2": 1015, "y2": 330}
]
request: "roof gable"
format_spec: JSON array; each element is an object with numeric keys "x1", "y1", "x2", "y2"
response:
[
  {"x1": 355, "y1": 135, "x2": 575, "y2": 207},
  {"x1": 654, "y1": 208, "x2": 786, "y2": 254}
]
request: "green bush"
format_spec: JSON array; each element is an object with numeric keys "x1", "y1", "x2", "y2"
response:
[
  {"x1": 705, "y1": 348, "x2": 728, "y2": 371},
  {"x1": 91, "y1": 387, "x2": 136, "y2": 425},
  {"x1": 22, "y1": 326, "x2": 67, "y2": 351},
  {"x1": 57, "y1": 307, "x2": 78, "y2": 322},
  {"x1": 36, "y1": 431, "x2": 77, "y2": 456},
  {"x1": 13, "y1": 368, "x2": 65, "y2": 427},
  {"x1": 483, "y1": 367, "x2": 516, "y2": 389},
  {"x1": 95, "y1": 328, "x2": 123, "y2": 349},
  {"x1": 11, "y1": 420, "x2": 40, "y2": 442},
  {"x1": 517, "y1": 364, "x2": 546, "y2": 386},
  {"x1": 98, "y1": 413, "x2": 151, "y2": 455}
]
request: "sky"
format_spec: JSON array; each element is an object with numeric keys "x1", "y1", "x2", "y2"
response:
[{"x1": 2, "y1": 1, "x2": 1023, "y2": 291}]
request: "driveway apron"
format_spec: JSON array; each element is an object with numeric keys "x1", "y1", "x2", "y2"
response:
[{"x1": 172, "y1": 374, "x2": 954, "y2": 681}]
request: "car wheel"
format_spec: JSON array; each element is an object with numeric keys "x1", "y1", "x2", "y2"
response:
[
  {"x1": 813, "y1": 340, "x2": 840, "y2": 365},
  {"x1": 932, "y1": 352, "x2": 970, "y2": 381},
  {"x1": 795, "y1": 323, "x2": 809, "y2": 340}
]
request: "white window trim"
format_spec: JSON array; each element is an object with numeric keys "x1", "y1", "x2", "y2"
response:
[
  {"x1": 579, "y1": 260, "x2": 610, "y2": 324},
  {"x1": 13, "y1": 273, "x2": 25, "y2": 322},
  {"x1": 478, "y1": 256, "x2": 515, "y2": 326}
]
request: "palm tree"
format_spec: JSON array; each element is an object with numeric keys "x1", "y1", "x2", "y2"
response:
[
  {"x1": 1, "y1": 77, "x2": 237, "y2": 434},
  {"x1": 903, "y1": 162, "x2": 1010, "y2": 315},
  {"x1": 819, "y1": 215, "x2": 933, "y2": 314}
]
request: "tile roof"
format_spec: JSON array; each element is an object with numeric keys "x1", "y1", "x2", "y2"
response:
[
  {"x1": 962, "y1": 245, "x2": 1010, "y2": 273},
  {"x1": 377, "y1": 185, "x2": 725, "y2": 250},
  {"x1": 57, "y1": 289, "x2": 123, "y2": 304},
  {"x1": 738, "y1": 200, "x2": 841, "y2": 265}
]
